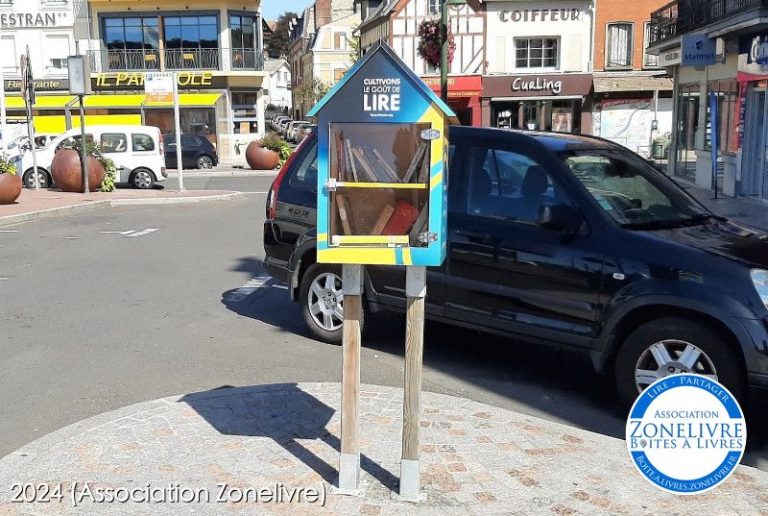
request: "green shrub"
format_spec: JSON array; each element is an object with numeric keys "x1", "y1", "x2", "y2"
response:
[
  {"x1": 260, "y1": 132, "x2": 292, "y2": 166},
  {"x1": 0, "y1": 154, "x2": 16, "y2": 175}
]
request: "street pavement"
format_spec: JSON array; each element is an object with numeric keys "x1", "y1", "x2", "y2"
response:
[{"x1": 1, "y1": 192, "x2": 767, "y2": 471}]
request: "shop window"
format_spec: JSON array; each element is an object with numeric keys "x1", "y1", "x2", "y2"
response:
[
  {"x1": 643, "y1": 22, "x2": 660, "y2": 68},
  {"x1": 515, "y1": 38, "x2": 558, "y2": 69},
  {"x1": 100, "y1": 133, "x2": 128, "y2": 154},
  {"x1": 706, "y1": 80, "x2": 739, "y2": 154},
  {"x1": 606, "y1": 23, "x2": 633, "y2": 69},
  {"x1": 104, "y1": 17, "x2": 160, "y2": 70},
  {"x1": 230, "y1": 14, "x2": 258, "y2": 69},
  {"x1": 132, "y1": 134, "x2": 155, "y2": 152}
]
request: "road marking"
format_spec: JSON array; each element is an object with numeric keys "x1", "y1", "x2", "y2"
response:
[
  {"x1": 224, "y1": 274, "x2": 272, "y2": 302},
  {"x1": 126, "y1": 228, "x2": 159, "y2": 238},
  {"x1": 0, "y1": 230, "x2": 18, "y2": 233},
  {"x1": 99, "y1": 229, "x2": 159, "y2": 238},
  {"x1": 271, "y1": 284, "x2": 288, "y2": 290}
]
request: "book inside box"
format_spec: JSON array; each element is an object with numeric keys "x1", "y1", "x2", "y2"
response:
[{"x1": 328, "y1": 122, "x2": 432, "y2": 247}]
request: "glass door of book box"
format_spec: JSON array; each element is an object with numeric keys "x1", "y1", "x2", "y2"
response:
[{"x1": 329, "y1": 123, "x2": 431, "y2": 247}]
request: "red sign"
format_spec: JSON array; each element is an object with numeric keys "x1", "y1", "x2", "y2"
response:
[{"x1": 422, "y1": 75, "x2": 482, "y2": 99}]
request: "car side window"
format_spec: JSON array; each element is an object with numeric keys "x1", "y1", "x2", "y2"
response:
[
  {"x1": 57, "y1": 134, "x2": 94, "y2": 152},
  {"x1": 132, "y1": 134, "x2": 155, "y2": 152},
  {"x1": 288, "y1": 143, "x2": 318, "y2": 193},
  {"x1": 100, "y1": 133, "x2": 128, "y2": 154},
  {"x1": 464, "y1": 144, "x2": 572, "y2": 223},
  {"x1": 181, "y1": 135, "x2": 196, "y2": 146}
]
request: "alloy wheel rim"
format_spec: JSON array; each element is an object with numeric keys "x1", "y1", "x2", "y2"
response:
[
  {"x1": 27, "y1": 171, "x2": 46, "y2": 188},
  {"x1": 634, "y1": 339, "x2": 717, "y2": 393},
  {"x1": 198, "y1": 157, "x2": 213, "y2": 169},
  {"x1": 307, "y1": 272, "x2": 344, "y2": 332},
  {"x1": 135, "y1": 171, "x2": 151, "y2": 188}
]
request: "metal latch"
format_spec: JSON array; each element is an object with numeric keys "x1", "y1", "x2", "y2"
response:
[
  {"x1": 418, "y1": 232, "x2": 438, "y2": 243},
  {"x1": 324, "y1": 178, "x2": 338, "y2": 192},
  {"x1": 420, "y1": 129, "x2": 440, "y2": 141}
]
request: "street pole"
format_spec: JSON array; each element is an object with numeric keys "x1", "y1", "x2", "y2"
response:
[
  {"x1": 79, "y1": 95, "x2": 88, "y2": 194},
  {"x1": 173, "y1": 72, "x2": 185, "y2": 192},
  {"x1": 26, "y1": 100, "x2": 39, "y2": 191},
  {"x1": 440, "y1": 0, "x2": 449, "y2": 103}
]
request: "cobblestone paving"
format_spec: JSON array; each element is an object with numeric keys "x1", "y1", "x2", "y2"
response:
[{"x1": 0, "y1": 383, "x2": 766, "y2": 515}]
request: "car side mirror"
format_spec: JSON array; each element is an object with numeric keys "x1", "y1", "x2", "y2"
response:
[{"x1": 536, "y1": 203, "x2": 582, "y2": 233}]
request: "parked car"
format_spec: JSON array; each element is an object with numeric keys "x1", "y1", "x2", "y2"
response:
[
  {"x1": 6, "y1": 134, "x2": 56, "y2": 157},
  {"x1": 264, "y1": 127, "x2": 768, "y2": 408},
  {"x1": 163, "y1": 133, "x2": 218, "y2": 170},
  {"x1": 297, "y1": 124, "x2": 316, "y2": 143},
  {"x1": 18, "y1": 125, "x2": 167, "y2": 189},
  {"x1": 271, "y1": 116, "x2": 290, "y2": 131},
  {"x1": 286, "y1": 120, "x2": 309, "y2": 143},
  {"x1": 277, "y1": 118, "x2": 293, "y2": 137}
]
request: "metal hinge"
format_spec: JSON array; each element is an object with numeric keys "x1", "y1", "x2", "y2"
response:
[
  {"x1": 418, "y1": 232, "x2": 438, "y2": 243},
  {"x1": 420, "y1": 129, "x2": 440, "y2": 141}
]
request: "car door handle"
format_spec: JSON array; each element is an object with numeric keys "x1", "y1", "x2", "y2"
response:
[{"x1": 456, "y1": 229, "x2": 492, "y2": 241}]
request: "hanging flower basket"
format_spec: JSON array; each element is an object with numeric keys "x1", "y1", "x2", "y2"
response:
[{"x1": 417, "y1": 20, "x2": 456, "y2": 69}]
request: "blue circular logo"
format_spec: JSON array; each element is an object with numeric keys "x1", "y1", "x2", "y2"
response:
[{"x1": 626, "y1": 374, "x2": 747, "y2": 495}]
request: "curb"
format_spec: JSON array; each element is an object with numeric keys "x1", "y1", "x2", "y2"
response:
[
  {"x1": 167, "y1": 170, "x2": 278, "y2": 178},
  {"x1": 0, "y1": 191, "x2": 246, "y2": 227},
  {"x1": 109, "y1": 191, "x2": 245, "y2": 206}
]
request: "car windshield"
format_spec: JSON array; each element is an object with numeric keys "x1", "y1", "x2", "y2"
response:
[{"x1": 559, "y1": 148, "x2": 712, "y2": 229}]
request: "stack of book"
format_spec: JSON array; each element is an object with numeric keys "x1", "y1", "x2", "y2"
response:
[{"x1": 333, "y1": 132, "x2": 430, "y2": 184}]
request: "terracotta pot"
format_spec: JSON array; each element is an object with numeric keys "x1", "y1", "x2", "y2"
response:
[
  {"x1": 245, "y1": 141, "x2": 280, "y2": 170},
  {"x1": 0, "y1": 172, "x2": 22, "y2": 204},
  {"x1": 51, "y1": 150, "x2": 106, "y2": 192}
]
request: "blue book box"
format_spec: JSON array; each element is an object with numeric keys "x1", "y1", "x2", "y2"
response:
[{"x1": 308, "y1": 41, "x2": 455, "y2": 266}]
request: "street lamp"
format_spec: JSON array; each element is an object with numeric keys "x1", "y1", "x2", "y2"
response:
[{"x1": 440, "y1": 0, "x2": 466, "y2": 102}]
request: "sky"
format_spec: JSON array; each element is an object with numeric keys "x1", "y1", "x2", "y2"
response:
[{"x1": 263, "y1": 0, "x2": 313, "y2": 21}]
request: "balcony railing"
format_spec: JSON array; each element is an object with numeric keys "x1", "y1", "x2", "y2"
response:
[
  {"x1": 649, "y1": 0, "x2": 768, "y2": 46},
  {"x1": 87, "y1": 48, "x2": 264, "y2": 72}
]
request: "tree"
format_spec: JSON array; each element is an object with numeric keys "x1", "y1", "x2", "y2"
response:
[
  {"x1": 348, "y1": 26, "x2": 362, "y2": 63},
  {"x1": 297, "y1": 78, "x2": 330, "y2": 108},
  {"x1": 268, "y1": 11, "x2": 297, "y2": 58}
]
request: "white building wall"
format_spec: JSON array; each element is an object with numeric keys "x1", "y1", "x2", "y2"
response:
[
  {"x1": 484, "y1": 1, "x2": 592, "y2": 75},
  {"x1": 267, "y1": 63, "x2": 292, "y2": 110},
  {"x1": 391, "y1": 0, "x2": 483, "y2": 75},
  {"x1": 0, "y1": 0, "x2": 78, "y2": 80}
]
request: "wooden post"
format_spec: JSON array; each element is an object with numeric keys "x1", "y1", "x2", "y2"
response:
[
  {"x1": 400, "y1": 266, "x2": 426, "y2": 501},
  {"x1": 337, "y1": 264, "x2": 363, "y2": 495}
]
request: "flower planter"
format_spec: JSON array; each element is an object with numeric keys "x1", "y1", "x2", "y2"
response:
[
  {"x1": 245, "y1": 141, "x2": 280, "y2": 170},
  {"x1": 0, "y1": 172, "x2": 22, "y2": 204},
  {"x1": 51, "y1": 149, "x2": 105, "y2": 192}
]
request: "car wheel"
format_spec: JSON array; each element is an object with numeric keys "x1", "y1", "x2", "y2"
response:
[
  {"x1": 196, "y1": 155, "x2": 214, "y2": 169},
  {"x1": 131, "y1": 168, "x2": 155, "y2": 189},
  {"x1": 614, "y1": 317, "x2": 743, "y2": 407},
  {"x1": 23, "y1": 168, "x2": 50, "y2": 189},
  {"x1": 300, "y1": 263, "x2": 363, "y2": 344}
]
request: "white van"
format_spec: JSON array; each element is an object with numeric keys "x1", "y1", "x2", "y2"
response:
[{"x1": 18, "y1": 125, "x2": 167, "y2": 189}]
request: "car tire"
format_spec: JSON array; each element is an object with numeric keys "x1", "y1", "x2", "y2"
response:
[
  {"x1": 614, "y1": 317, "x2": 743, "y2": 408},
  {"x1": 130, "y1": 168, "x2": 155, "y2": 189},
  {"x1": 299, "y1": 263, "x2": 362, "y2": 345},
  {"x1": 196, "y1": 155, "x2": 214, "y2": 169},
  {"x1": 23, "y1": 168, "x2": 50, "y2": 189}
]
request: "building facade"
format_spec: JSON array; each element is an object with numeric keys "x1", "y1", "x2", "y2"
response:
[
  {"x1": 0, "y1": 0, "x2": 268, "y2": 161},
  {"x1": 263, "y1": 58, "x2": 292, "y2": 113},
  {"x1": 482, "y1": 0, "x2": 595, "y2": 133},
  {"x1": 356, "y1": 0, "x2": 485, "y2": 126},
  {"x1": 648, "y1": 0, "x2": 768, "y2": 199},
  {"x1": 0, "y1": 0, "x2": 82, "y2": 141},
  {"x1": 288, "y1": 0, "x2": 359, "y2": 119},
  {"x1": 591, "y1": 0, "x2": 673, "y2": 157}
]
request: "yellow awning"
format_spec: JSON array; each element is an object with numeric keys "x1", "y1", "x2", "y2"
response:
[
  {"x1": 82, "y1": 94, "x2": 145, "y2": 108},
  {"x1": 4, "y1": 95, "x2": 76, "y2": 109},
  {"x1": 144, "y1": 93, "x2": 222, "y2": 107}
]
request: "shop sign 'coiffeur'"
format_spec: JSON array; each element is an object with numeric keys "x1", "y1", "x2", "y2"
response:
[{"x1": 498, "y1": 8, "x2": 584, "y2": 22}]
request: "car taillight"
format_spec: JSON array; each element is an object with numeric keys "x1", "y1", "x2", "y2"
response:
[
  {"x1": 267, "y1": 137, "x2": 306, "y2": 219},
  {"x1": 158, "y1": 131, "x2": 164, "y2": 156}
]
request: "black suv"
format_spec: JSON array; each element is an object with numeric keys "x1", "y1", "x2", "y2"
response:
[{"x1": 263, "y1": 126, "x2": 768, "y2": 407}]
